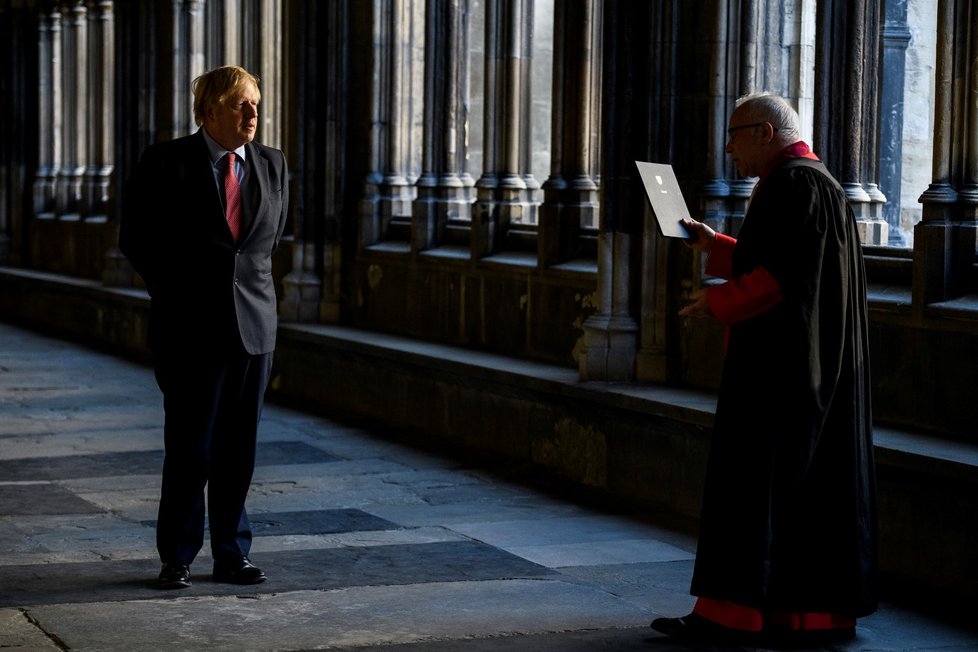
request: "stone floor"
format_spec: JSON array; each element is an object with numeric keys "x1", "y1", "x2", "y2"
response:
[{"x1": 0, "y1": 321, "x2": 976, "y2": 652}]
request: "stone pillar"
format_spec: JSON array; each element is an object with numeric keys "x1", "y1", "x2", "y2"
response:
[
  {"x1": 580, "y1": 229, "x2": 638, "y2": 381},
  {"x1": 186, "y1": 0, "x2": 206, "y2": 127},
  {"x1": 0, "y1": 6, "x2": 6, "y2": 261},
  {"x1": 472, "y1": 0, "x2": 540, "y2": 258},
  {"x1": 412, "y1": 0, "x2": 475, "y2": 252},
  {"x1": 700, "y1": 0, "x2": 732, "y2": 237},
  {"x1": 103, "y1": 0, "x2": 146, "y2": 287},
  {"x1": 359, "y1": 0, "x2": 422, "y2": 248},
  {"x1": 878, "y1": 0, "x2": 911, "y2": 246},
  {"x1": 913, "y1": 0, "x2": 973, "y2": 309},
  {"x1": 257, "y1": 0, "x2": 284, "y2": 150},
  {"x1": 86, "y1": 0, "x2": 114, "y2": 223},
  {"x1": 793, "y1": 0, "x2": 818, "y2": 146},
  {"x1": 90, "y1": 0, "x2": 127, "y2": 287},
  {"x1": 125, "y1": 0, "x2": 159, "y2": 153},
  {"x1": 517, "y1": 0, "x2": 542, "y2": 221},
  {"x1": 58, "y1": 0, "x2": 88, "y2": 221},
  {"x1": 538, "y1": 0, "x2": 601, "y2": 266},
  {"x1": 34, "y1": 7, "x2": 61, "y2": 221},
  {"x1": 280, "y1": 0, "x2": 324, "y2": 323},
  {"x1": 856, "y1": 0, "x2": 888, "y2": 240},
  {"x1": 728, "y1": 0, "x2": 761, "y2": 228},
  {"x1": 164, "y1": 0, "x2": 183, "y2": 141},
  {"x1": 0, "y1": 2, "x2": 35, "y2": 265},
  {"x1": 164, "y1": 0, "x2": 205, "y2": 141},
  {"x1": 580, "y1": 1, "x2": 651, "y2": 382},
  {"x1": 813, "y1": 0, "x2": 888, "y2": 244},
  {"x1": 215, "y1": 0, "x2": 241, "y2": 66}
]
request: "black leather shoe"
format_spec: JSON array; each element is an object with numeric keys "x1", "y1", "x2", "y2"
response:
[
  {"x1": 213, "y1": 557, "x2": 266, "y2": 584},
  {"x1": 650, "y1": 613, "x2": 756, "y2": 644},
  {"x1": 158, "y1": 562, "x2": 191, "y2": 589}
]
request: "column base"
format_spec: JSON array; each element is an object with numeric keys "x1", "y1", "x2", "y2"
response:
[{"x1": 579, "y1": 313, "x2": 638, "y2": 382}]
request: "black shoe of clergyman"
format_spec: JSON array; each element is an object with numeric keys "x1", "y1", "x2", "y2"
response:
[
  {"x1": 158, "y1": 562, "x2": 192, "y2": 589},
  {"x1": 213, "y1": 557, "x2": 266, "y2": 585},
  {"x1": 650, "y1": 613, "x2": 756, "y2": 644}
]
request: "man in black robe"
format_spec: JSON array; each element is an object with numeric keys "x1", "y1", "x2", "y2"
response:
[{"x1": 651, "y1": 92, "x2": 878, "y2": 646}]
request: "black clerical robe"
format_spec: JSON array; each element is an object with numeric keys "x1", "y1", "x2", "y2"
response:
[{"x1": 690, "y1": 157, "x2": 878, "y2": 618}]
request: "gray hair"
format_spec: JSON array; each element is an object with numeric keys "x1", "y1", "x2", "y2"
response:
[{"x1": 734, "y1": 92, "x2": 800, "y2": 142}]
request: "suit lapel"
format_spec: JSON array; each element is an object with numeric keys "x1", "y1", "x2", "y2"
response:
[
  {"x1": 189, "y1": 131, "x2": 224, "y2": 219},
  {"x1": 187, "y1": 130, "x2": 235, "y2": 242},
  {"x1": 239, "y1": 143, "x2": 268, "y2": 244}
]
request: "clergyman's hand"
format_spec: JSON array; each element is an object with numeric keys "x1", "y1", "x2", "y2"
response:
[
  {"x1": 679, "y1": 288, "x2": 714, "y2": 319},
  {"x1": 681, "y1": 218, "x2": 716, "y2": 252}
]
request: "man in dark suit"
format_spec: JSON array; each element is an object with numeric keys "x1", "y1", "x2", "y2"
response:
[{"x1": 120, "y1": 65, "x2": 289, "y2": 589}]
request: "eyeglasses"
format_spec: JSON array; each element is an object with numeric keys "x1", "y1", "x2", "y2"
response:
[{"x1": 726, "y1": 122, "x2": 779, "y2": 139}]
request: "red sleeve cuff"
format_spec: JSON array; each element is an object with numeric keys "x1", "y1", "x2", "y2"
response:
[
  {"x1": 706, "y1": 266, "x2": 784, "y2": 324},
  {"x1": 705, "y1": 232, "x2": 737, "y2": 279}
]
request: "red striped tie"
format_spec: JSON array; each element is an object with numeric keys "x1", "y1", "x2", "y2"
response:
[{"x1": 224, "y1": 152, "x2": 241, "y2": 240}]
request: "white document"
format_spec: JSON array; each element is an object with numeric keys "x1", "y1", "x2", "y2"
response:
[{"x1": 635, "y1": 161, "x2": 691, "y2": 239}]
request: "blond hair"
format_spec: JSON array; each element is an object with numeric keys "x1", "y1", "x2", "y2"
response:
[{"x1": 192, "y1": 65, "x2": 261, "y2": 126}]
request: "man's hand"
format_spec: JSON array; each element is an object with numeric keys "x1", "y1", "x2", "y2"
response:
[
  {"x1": 681, "y1": 218, "x2": 716, "y2": 251},
  {"x1": 679, "y1": 288, "x2": 714, "y2": 319}
]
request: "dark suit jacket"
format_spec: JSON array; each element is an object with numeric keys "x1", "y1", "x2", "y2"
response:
[{"x1": 120, "y1": 130, "x2": 289, "y2": 356}]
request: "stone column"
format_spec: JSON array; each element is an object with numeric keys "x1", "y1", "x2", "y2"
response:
[
  {"x1": 164, "y1": 0, "x2": 205, "y2": 141},
  {"x1": 472, "y1": 0, "x2": 540, "y2": 258},
  {"x1": 700, "y1": 0, "x2": 733, "y2": 237},
  {"x1": 728, "y1": 0, "x2": 760, "y2": 218},
  {"x1": 913, "y1": 0, "x2": 972, "y2": 309},
  {"x1": 878, "y1": 0, "x2": 911, "y2": 246},
  {"x1": 186, "y1": 0, "x2": 206, "y2": 128},
  {"x1": 86, "y1": 0, "x2": 114, "y2": 223},
  {"x1": 516, "y1": 0, "x2": 541, "y2": 220},
  {"x1": 960, "y1": 20, "x2": 978, "y2": 213},
  {"x1": 34, "y1": 6, "x2": 61, "y2": 221},
  {"x1": 794, "y1": 0, "x2": 818, "y2": 145},
  {"x1": 216, "y1": 0, "x2": 241, "y2": 65},
  {"x1": 813, "y1": 0, "x2": 887, "y2": 244},
  {"x1": 280, "y1": 0, "x2": 324, "y2": 323},
  {"x1": 314, "y1": 0, "x2": 350, "y2": 323},
  {"x1": 0, "y1": 3, "x2": 35, "y2": 264},
  {"x1": 579, "y1": 1, "x2": 650, "y2": 381},
  {"x1": 90, "y1": 0, "x2": 127, "y2": 286},
  {"x1": 58, "y1": 0, "x2": 88, "y2": 221},
  {"x1": 359, "y1": 0, "x2": 422, "y2": 249},
  {"x1": 103, "y1": 0, "x2": 146, "y2": 287},
  {"x1": 412, "y1": 0, "x2": 475, "y2": 252},
  {"x1": 538, "y1": 0, "x2": 601, "y2": 266},
  {"x1": 257, "y1": 0, "x2": 284, "y2": 150}
]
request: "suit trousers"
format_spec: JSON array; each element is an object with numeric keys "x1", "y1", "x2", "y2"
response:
[{"x1": 153, "y1": 346, "x2": 273, "y2": 565}]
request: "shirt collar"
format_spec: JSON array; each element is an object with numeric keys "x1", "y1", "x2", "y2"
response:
[
  {"x1": 758, "y1": 141, "x2": 819, "y2": 182},
  {"x1": 200, "y1": 127, "x2": 247, "y2": 165}
]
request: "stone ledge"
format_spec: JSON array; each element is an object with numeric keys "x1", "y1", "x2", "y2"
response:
[
  {"x1": 873, "y1": 426, "x2": 978, "y2": 482},
  {"x1": 279, "y1": 323, "x2": 718, "y2": 428},
  {"x1": 277, "y1": 321, "x2": 978, "y2": 487}
]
